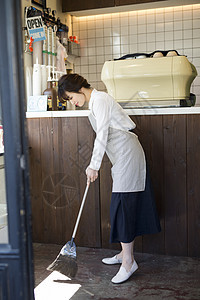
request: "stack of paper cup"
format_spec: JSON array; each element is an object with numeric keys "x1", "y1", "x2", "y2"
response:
[
  {"x1": 33, "y1": 63, "x2": 42, "y2": 96},
  {"x1": 41, "y1": 65, "x2": 47, "y2": 94}
]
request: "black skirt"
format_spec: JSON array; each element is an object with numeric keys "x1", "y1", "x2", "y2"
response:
[{"x1": 110, "y1": 171, "x2": 161, "y2": 243}]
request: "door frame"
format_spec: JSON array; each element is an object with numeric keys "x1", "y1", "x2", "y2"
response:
[{"x1": 0, "y1": 0, "x2": 35, "y2": 299}]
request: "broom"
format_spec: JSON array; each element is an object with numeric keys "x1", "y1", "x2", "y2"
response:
[{"x1": 47, "y1": 181, "x2": 90, "y2": 278}]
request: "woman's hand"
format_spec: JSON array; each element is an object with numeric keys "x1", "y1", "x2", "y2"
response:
[{"x1": 86, "y1": 167, "x2": 98, "y2": 183}]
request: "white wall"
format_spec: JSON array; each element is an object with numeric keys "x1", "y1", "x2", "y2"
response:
[{"x1": 73, "y1": 4, "x2": 200, "y2": 105}]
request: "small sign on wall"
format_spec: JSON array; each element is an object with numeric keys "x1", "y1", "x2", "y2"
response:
[{"x1": 26, "y1": 16, "x2": 46, "y2": 42}]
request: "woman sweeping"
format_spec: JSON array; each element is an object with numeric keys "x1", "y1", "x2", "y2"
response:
[{"x1": 58, "y1": 73, "x2": 161, "y2": 284}]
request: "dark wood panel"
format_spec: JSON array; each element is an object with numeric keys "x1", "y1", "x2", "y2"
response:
[
  {"x1": 163, "y1": 115, "x2": 187, "y2": 256},
  {"x1": 62, "y1": 0, "x2": 115, "y2": 12},
  {"x1": 39, "y1": 118, "x2": 57, "y2": 244},
  {"x1": 51, "y1": 117, "x2": 63, "y2": 244},
  {"x1": 187, "y1": 115, "x2": 200, "y2": 257},
  {"x1": 27, "y1": 118, "x2": 44, "y2": 242},
  {"x1": 115, "y1": 0, "x2": 165, "y2": 6},
  {"x1": 54, "y1": 117, "x2": 80, "y2": 245},
  {"x1": 50, "y1": 117, "x2": 77, "y2": 245},
  {"x1": 62, "y1": 0, "x2": 165, "y2": 11},
  {"x1": 134, "y1": 115, "x2": 165, "y2": 255},
  {"x1": 77, "y1": 117, "x2": 101, "y2": 248},
  {"x1": 27, "y1": 114, "x2": 200, "y2": 257}
]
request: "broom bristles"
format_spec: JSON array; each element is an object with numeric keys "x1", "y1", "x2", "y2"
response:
[{"x1": 47, "y1": 253, "x2": 78, "y2": 278}]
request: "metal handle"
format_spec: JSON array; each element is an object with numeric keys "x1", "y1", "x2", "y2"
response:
[{"x1": 72, "y1": 182, "x2": 90, "y2": 239}]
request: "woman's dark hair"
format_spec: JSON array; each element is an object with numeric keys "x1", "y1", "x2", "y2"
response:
[{"x1": 58, "y1": 73, "x2": 91, "y2": 102}]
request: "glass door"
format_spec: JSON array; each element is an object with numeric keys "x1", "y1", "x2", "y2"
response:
[
  {"x1": 0, "y1": 96, "x2": 8, "y2": 244},
  {"x1": 0, "y1": 0, "x2": 35, "y2": 299}
]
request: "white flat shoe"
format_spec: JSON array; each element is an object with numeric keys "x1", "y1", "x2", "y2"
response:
[
  {"x1": 111, "y1": 260, "x2": 138, "y2": 284},
  {"x1": 102, "y1": 255, "x2": 122, "y2": 265}
]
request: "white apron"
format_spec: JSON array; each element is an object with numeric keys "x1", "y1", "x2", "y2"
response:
[{"x1": 88, "y1": 112, "x2": 146, "y2": 193}]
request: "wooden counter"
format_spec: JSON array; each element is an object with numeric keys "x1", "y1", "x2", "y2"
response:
[{"x1": 27, "y1": 111, "x2": 200, "y2": 257}]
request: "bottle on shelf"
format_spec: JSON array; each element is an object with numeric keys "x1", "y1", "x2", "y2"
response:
[{"x1": 43, "y1": 81, "x2": 57, "y2": 111}]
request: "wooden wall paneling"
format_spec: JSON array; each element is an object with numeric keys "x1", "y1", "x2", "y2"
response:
[
  {"x1": 187, "y1": 115, "x2": 200, "y2": 257},
  {"x1": 138, "y1": 115, "x2": 165, "y2": 255},
  {"x1": 57, "y1": 117, "x2": 80, "y2": 245},
  {"x1": 163, "y1": 115, "x2": 187, "y2": 256},
  {"x1": 51, "y1": 117, "x2": 66, "y2": 244},
  {"x1": 39, "y1": 118, "x2": 58, "y2": 244},
  {"x1": 27, "y1": 114, "x2": 200, "y2": 257},
  {"x1": 77, "y1": 117, "x2": 101, "y2": 248},
  {"x1": 27, "y1": 118, "x2": 44, "y2": 242}
]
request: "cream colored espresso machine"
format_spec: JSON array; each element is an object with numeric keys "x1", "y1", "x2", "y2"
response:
[{"x1": 101, "y1": 51, "x2": 198, "y2": 108}]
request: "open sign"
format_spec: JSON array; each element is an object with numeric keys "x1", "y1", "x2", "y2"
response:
[
  {"x1": 26, "y1": 16, "x2": 46, "y2": 42},
  {"x1": 27, "y1": 17, "x2": 43, "y2": 29}
]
